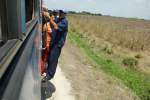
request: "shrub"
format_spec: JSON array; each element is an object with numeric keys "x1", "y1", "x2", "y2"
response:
[
  {"x1": 122, "y1": 57, "x2": 138, "y2": 68},
  {"x1": 106, "y1": 59, "x2": 112, "y2": 63},
  {"x1": 71, "y1": 27, "x2": 76, "y2": 32},
  {"x1": 103, "y1": 47, "x2": 113, "y2": 54},
  {"x1": 135, "y1": 54, "x2": 143, "y2": 59}
]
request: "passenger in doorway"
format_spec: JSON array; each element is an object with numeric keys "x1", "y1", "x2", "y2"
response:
[
  {"x1": 41, "y1": 7, "x2": 52, "y2": 75},
  {"x1": 43, "y1": 10, "x2": 68, "y2": 81}
]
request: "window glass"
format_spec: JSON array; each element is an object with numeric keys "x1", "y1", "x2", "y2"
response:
[
  {"x1": 0, "y1": 18, "x2": 2, "y2": 40},
  {"x1": 25, "y1": 0, "x2": 34, "y2": 22},
  {"x1": 34, "y1": 0, "x2": 38, "y2": 16}
]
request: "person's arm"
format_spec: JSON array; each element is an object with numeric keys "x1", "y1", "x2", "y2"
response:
[
  {"x1": 57, "y1": 19, "x2": 68, "y2": 48},
  {"x1": 50, "y1": 19, "x2": 58, "y2": 29},
  {"x1": 50, "y1": 18, "x2": 68, "y2": 31}
]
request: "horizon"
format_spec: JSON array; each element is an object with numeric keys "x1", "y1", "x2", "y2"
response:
[{"x1": 43, "y1": 0, "x2": 150, "y2": 20}]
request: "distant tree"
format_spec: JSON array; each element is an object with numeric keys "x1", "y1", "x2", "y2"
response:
[
  {"x1": 68, "y1": 10, "x2": 102, "y2": 16},
  {"x1": 68, "y1": 11, "x2": 77, "y2": 14}
]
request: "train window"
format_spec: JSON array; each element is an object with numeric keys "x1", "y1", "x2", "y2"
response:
[
  {"x1": 34, "y1": 0, "x2": 39, "y2": 16},
  {"x1": 2, "y1": 0, "x2": 26, "y2": 40},
  {"x1": 0, "y1": 18, "x2": 2, "y2": 40},
  {"x1": 0, "y1": 0, "x2": 7, "y2": 43},
  {"x1": 26, "y1": 0, "x2": 34, "y2": 22}
]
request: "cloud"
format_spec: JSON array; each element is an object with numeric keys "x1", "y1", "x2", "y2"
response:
[
  {"x1": 50, "y1": 0, "x2": 58, "y2": 2},
  {"x1": 87, "y1": 0, "x2": 96, "y2": 3},
  {"x1": 135, "y1": 0, "x2": 147, "y2": 3}
]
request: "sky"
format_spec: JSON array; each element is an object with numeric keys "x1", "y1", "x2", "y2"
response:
[{"x1": 43, "y1": 0, "x2": 150, "y2": 19}]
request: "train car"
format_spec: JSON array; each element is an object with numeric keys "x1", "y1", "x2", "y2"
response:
[{"x1": 0, "y1": 0, "x2": 42, "y2": 100}]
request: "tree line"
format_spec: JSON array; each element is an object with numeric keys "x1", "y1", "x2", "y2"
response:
[{"x1": 68, "y1": 11, "x2": 102, "y2": 16}]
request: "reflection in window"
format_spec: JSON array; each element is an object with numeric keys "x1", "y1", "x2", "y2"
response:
[{"x1": 25, "y1": 0, "x2": 34, "y2": 22}]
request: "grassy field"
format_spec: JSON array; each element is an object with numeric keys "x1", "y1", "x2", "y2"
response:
[
  {"x1": 69, "y1": 14, "x2": 150, "y2": 51},
  {"x1": 68, "y1": 14, "x2": 150, "y2": 100}
]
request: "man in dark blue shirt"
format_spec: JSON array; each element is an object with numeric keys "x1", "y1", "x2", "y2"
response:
[{"x1": 44, "y1": 10, "x2": 68, "y2": 81}]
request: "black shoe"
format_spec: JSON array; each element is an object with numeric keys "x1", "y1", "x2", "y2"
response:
[
  {"x1": 42, "y1": 75, "x2": 52, "y2": 82},
  {"x1": 42, "y1": 76, "x2": 48, "y2": 82}
]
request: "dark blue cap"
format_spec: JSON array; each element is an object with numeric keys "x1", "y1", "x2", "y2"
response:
[{"x1": 59, "y1": 10, "x2": 67, "y2": 14}]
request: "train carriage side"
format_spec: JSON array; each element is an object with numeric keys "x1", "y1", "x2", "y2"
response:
[{"x1": 0, "y1": 0, "x2": 42, "y2": 100}]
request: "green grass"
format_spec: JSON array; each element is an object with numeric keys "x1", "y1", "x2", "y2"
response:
[{"x1": 68, "y1": 29, "x2": 150, "y2": 100}]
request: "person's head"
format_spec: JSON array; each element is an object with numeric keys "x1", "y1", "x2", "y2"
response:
[
  {"x1": 42, "y1": 7, "x2": 48, "y2": 12},
  {"x1": 42, "y1": 7, "x2": 50, "y2": 24},
  {"x1": 53, "y1": 10, "x2": 59, "y2": 17},
  {"x1": 59, "y1": 10, "x2": 67, "y2": 19},
  {"x1": 48, "y1": 10, "x2": 52, "y2": 14},
  {"x1": 42, "y1": 7, "x2": 50, "y2": 18},
  {"x1": 50, "y1": 13, "x2": 55, "y2": 21}
]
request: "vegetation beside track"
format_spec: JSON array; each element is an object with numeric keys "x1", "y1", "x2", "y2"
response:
[{"x1": 68, "y1": 28, "x2": 150, "y2": 100}]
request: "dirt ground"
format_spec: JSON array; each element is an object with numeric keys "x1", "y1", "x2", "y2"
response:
[
  {"x1": 59, "y1": 40, "x2": 140, "y2": 100},
  {"x1": 48, "y1": 66, "x2": 75, "y2": 100}
]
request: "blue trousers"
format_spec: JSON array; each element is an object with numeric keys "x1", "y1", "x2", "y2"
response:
[{"x1": 46, "y1": 45, "x2": 61, "y2": 80}]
